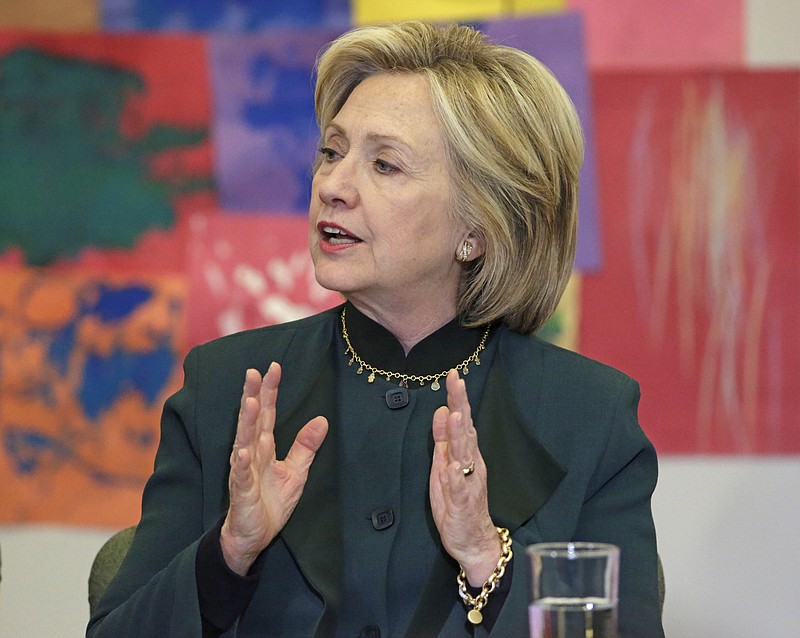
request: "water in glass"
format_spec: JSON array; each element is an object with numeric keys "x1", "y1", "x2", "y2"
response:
[{"x1": 529, "y1": 596, "x2": 617, "y2": 638}]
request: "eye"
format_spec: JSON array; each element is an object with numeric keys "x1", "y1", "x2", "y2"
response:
[
  {"x1": 373, "y1": 158, "x2": 398, "y2": 174},
  {"x1": 318, "y1": 146, "x2": 341, "y2": 162}
]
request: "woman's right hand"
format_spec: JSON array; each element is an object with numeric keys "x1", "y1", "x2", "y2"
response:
[{"x1": 219, "y1": 362, "x2": 329, "y2": 576}]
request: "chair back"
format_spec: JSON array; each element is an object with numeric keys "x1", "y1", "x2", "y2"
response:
[{"x1": 88, "y1": 526, "x2": 136, "y2": 615}]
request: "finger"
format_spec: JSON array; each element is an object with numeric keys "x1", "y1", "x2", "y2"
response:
[
  {"x1": 258, "y1": 362, "x2": 281, "y2": 436},
  {"x1": 231, "y1": 369, "x2": 264, "y2": 463},
  {"x1": 431, "y1": 406, "x2": 452, "y2": 478},
  {"x1": 435, "y1": 400, "x2": 471, "y2": 473},
  {"x1": 293, "y1": 416, "x2": 329, "y2": 454},
  {"x1": 237, "y1": 368, "x2": 262, "y2": 431},
  {"x1": 443, "y1": 416, "x2": 479, "y2": 510},
  {"x1": 229, "y1": 446, "x2": 255, "y2": 493},
  {"x1": 228, "y1": 447, "x2": 264, "y2": 518},
  {"x1": 446, "y1": 370, "x2": 473, "y2": 428},
  {"x1": 445, "y1": 371, "x2": 483, "y2": 471},
  {"x1": 445, "y1": 371, "x2": 473, "y2": 451},
  {"x1": 253, "y1": 361, "x2": 281, "y2": 464},
  {"x1": 446, "y1": 410, "x2": 470, "y2": 469},
  {"x1": 248, "y1": 362, "x2": 281, "y2": 466},
  {"x1": 441, "y1": 371, "x2": 473, "y2": 425},
  {"x1": 239, "y1": 367, "x2": 261, "y2": 404},
  {"x1": 283, "y1": 416, "x2": 329, "y2": 476},
  {"x1": 432, "y1": 405, "x2": 450, "y2": 443}
]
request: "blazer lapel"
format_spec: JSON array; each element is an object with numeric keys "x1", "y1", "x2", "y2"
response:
[
  {"x1": 478, "y1": 342, "x2": 566, "y2": 530},
  {"x1": 272, "y1": 313, "x2": 343, "y2": 636},
  {"x1": 405, "y1": 331, "x2": 565, "y2": 637}
]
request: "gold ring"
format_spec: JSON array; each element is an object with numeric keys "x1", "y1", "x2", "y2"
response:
[{"x1": 462, "y1": 460, "x2": 476, "y2": 476}]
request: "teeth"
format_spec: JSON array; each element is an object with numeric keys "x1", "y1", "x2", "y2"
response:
[
  {"x1": 322, "y1": 225, "x2": 358, "y2": 243},
  {"x1": 329, "y1": 236, "x2": 357, "y2": 244}
]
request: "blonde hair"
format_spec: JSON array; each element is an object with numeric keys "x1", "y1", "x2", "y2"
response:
[{"x1": 314, "y1": 22, "x2": 584, "y2": 334}]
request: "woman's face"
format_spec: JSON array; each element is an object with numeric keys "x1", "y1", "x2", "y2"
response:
[{"x1": 309, "y1": 73, "x2": 469, "y2": 317}]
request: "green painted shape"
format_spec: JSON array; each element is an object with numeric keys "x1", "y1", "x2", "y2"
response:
[{"x1": 0, "y1": 47, "x2": 210, "y2": 265}]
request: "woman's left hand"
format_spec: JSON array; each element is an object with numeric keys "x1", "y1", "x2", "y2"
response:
[{"x1": 430, "y1": 369, "x2": 502, "y2": 586}]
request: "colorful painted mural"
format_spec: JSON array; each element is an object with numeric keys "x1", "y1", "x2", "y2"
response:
[{"x1": 1, "y1": 1, "x2": 789, "y2": 529}]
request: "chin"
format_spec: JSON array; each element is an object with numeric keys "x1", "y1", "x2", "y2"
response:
[{"x1": 312, "y1": 264, "x2": 352, "y2": 297}]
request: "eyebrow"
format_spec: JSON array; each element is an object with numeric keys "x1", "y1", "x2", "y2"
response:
[{"x1": 325, "y1": 122, "x2": 413, "y2": 152}]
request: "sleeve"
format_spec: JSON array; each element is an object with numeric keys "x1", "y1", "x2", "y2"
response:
[
  {"x1": 482, "y1": 537, "x2": 529, "y2": 638},
  {"x1": 461, "y1": 558, "x2": 513, "y2": 632},
  {"x1": 196, "y1": 517, "x2": 267, "y2": 637},
  {"x1": 86, "y1": 346, "x2": 210, "y2": 638},
  {"x1": 572, "y1": 378, "x2": 664, "y2": 638},
  {"x1": 485, "y1": 377, "x2": 664, "y2": 638}
]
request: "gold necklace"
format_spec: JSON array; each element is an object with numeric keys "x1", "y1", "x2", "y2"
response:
[{"x1": 340, "y1": 307, "x2": 490, "y2": 391}]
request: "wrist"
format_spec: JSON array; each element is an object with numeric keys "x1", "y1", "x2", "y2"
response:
[
  {"x1": 457, "y1": 527, "x2": 514, "y2": 625},
  {"x1": 460, "y1": 526, "x2": 504, "y2": 586},
  {"x1": 462, "y1": 551, "x2": 502, "y2": 587},
  {"x1": 219, "y1": 520, "x2": 261, "y2": 576}
]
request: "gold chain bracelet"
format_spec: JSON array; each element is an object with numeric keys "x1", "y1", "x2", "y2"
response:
[{"x1": 456, "y1": 527, "x2": 513, "y2": 625}]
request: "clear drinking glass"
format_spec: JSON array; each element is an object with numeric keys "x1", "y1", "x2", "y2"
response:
[{"x1": 528, "y1": 542, "x2": 620, "y2": 638}]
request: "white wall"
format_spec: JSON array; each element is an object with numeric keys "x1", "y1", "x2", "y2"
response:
[
  {"x1": 746, "y1": 0, "x2": 800, "y2": 65},
  {"x1": 0, "y1": 525, "x2": 111, "y2": 637},
  {"x1": 2, "y1": 457, "x2": 799, "y2": 637},
  {"x1": 654, "y1": 458, "x2": 800, "y2": 638}
]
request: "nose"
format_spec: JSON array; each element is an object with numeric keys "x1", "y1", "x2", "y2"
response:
[{"x1": 314, "y1": 155, "x2": 359, "y2": 209}]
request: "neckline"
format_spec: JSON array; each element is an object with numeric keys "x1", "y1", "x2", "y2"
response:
[{"x1": 341, "y1": 301, "x2": 491, "y2": 377}]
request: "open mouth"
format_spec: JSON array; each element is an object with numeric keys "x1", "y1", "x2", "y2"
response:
[{"x1": 319, "y1": 224, "x2": 362, "y2": 245}]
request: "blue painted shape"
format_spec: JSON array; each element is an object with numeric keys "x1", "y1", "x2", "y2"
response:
[
  {"x1": 87, "y1": 283, "x2": 153, "y2": 322},
  {"x1": 47, "y1": 322, "x2": 77, "y2": 376},
  {"x1": 210, "y1": 28, "x2": 346, "y2": 212},
  {"x1": 3, "y1": 427, "x2": 71, "y2": 475},
  {"x1": 129, "y1": 342, "x2": 176, "y2": 405},
  {"x1": 78, "y1": 341, "x2": 175, "y2": 420},
  {"x1": 101, "y1": 0, "x2": 350, "y2": 31}
]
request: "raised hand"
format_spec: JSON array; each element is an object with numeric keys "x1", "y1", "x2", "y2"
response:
[
  {"x1": 430, "y1": 369, "x2": 502, "y2": 586},
  {"x1": 220, "y1": 362, "x2": 328, "y2": 575}
]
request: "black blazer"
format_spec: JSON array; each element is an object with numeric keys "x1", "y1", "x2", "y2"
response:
[{"x1": 88, "y1": 306, "x2": 664, "y2": 637}]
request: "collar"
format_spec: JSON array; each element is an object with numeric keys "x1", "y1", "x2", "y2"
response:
[{"x1": 342, "y1": 301, "x2": 489, "y2": 376}]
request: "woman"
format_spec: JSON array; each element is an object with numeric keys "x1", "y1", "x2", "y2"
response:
[{"x1": 87, "y1": 22, "x2": 664, "y2": 638}]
